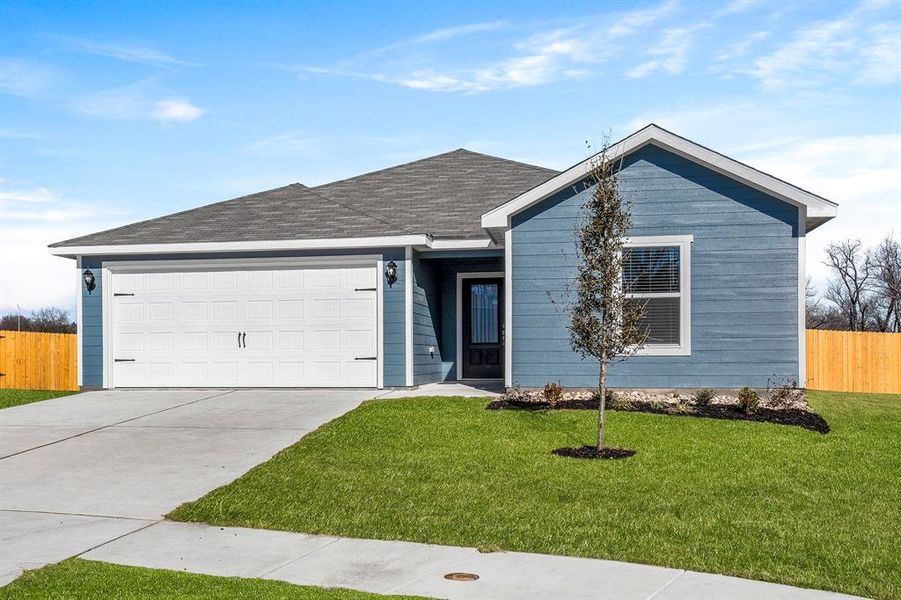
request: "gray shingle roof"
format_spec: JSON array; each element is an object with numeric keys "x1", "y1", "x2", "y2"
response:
[
  {"x1": 51, "y1": 149, "x2": 557, "y2": 247},
  {"x1": 314, "y1": 149, "x2": 557, "y2": 239}
]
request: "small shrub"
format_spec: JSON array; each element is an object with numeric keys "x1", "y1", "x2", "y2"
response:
[
  {"x1": 674, "y1": 400, "x2": 691, "y2": 414},
  {"x1": 604, "y1": 389, "x2": 633, "y2": 410},
  {"x1": 501, "y1": 384, "x2": 535, "y2": 405},
  {"x1": 648, "y1": 399, "x2": 667, "y2": 411},
  {"x1": 737, "y1": 386, "x2": 760, "y2": 414},
  {"x1": 693, "y1": 388, "x2": 715, "y2": 406},
  {"x1": 604, "y1": 388, "x2": 616, "y2": 405},
  {"x1": 543, "y1": 381, "x2": 564, "y2": 405},
  {"x1": 767, "y1": 377, "x2": 802, "y2": 409}
]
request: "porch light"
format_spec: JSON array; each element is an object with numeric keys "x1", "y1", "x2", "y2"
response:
[
  {"x1": 83, "y1": 269, "x2": 96, "y2": 294},
  {"x1": 385, "y1": 261, "x2": 398, "y2": 287}
]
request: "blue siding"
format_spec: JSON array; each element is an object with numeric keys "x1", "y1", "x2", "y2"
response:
[
  {"x1": 78, "y1": 248, "x2": 407, "y2": 388},
  {"x1": 81, "y1": 257, "x2": 104, "y2": 387},
  {"x1": 411, "y1": 251, "x2": 443, "y2": 385},
  {"x1": 382, "y1": 248, "x2": 406, "y2": 387},
  {"x1": 511, "y1": 144, "x2": 800, "y2": 389}
]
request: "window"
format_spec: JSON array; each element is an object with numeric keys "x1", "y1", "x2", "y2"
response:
[
  {"x1": 623, "y1": 236, "x2": 692, "y2": 355},
  {"x1": 470, "y1": 283, "x2": 499, "y2": 343}
]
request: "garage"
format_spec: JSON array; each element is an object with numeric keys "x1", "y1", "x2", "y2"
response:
[{"x1": 105, "y1": 259, "x2": 380, "y2": 388}]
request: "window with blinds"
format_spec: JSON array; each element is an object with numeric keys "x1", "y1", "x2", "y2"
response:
[{"x1": 624, "y1": 245, "x2": 682, "y2": 346}]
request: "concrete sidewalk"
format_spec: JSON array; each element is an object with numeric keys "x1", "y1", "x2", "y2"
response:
[{"x1": 82, "y1": 520, "x2": 864, "y2": 600}]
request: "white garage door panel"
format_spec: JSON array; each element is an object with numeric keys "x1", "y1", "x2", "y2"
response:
[{"x1": 110, "y1": 265, "x2": 378, "y2": 388}]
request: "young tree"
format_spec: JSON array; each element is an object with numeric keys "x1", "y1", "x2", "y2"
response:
[{"x1": 567, "y1": 143, "x2": 646, "y2": 453}]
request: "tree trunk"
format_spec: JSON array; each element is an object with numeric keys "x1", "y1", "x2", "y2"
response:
[{"x1": 597, "y1": 353, "x2": 607, "y2": 452}]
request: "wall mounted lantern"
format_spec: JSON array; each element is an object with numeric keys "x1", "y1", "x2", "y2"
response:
[
  {"x1": 385, "y1": 261, "x2": 398, "y2": 287},
  {"x1": 83, "y1": 269, "x2": 96, "y2": 295}
]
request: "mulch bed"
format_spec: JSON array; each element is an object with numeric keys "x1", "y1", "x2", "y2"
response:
[
  {"x1": 552, "y1": 446, "x2": 636, "y2": 460},
  {"x1": 487, "y1": 397, "x2": 830, "y2": 434}
]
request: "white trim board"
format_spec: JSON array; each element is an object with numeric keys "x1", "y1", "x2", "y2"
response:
[
  {"x1": 456, "y1": 271, "x2": 505, "y2": 382},
  {"x1": 51, "y1": 235, "x2": 500, "y2": 258},
  {"x1": 52, "y1": 235, "x2": 428, "y2": 258},
  {"x1": 481, "y1": 124, "x2": 838, "y2": 231},
  {"x1": 76, "y1": 255, "x2": 83, "y2": 387},
  {"x1": 404, "y1": 246, "x2": 413, "y2": 387},
  {"x1": 100, "y1": 254, "x2": 384, "y2": 390},
  {"x1": 798, "y1": 206, "x2": 807, "y2": 386},
  {"x1": 504, "y1": 229, "x2": 513, "y2": 388}
]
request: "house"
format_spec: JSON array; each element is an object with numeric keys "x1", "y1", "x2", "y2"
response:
[{"x1": 49, "y1": 124, "x2": 838, "y2": 391}]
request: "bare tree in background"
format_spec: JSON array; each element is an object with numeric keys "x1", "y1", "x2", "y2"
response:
[
  {"x1": 868, "y1": 235, "x2": 901, "y2": 332},
  {"x1": 815, "y1": 235, "x2": 901, "y2": 332},
  {"x1": 565, "y1": 141, "x2": 646, "y2": 454},
  {"x1": 824, "y1": 240, "x2": 872, "y2": 331},
  {"x1": 0, "y1": 308, "x2": 75, "y2": 334}
]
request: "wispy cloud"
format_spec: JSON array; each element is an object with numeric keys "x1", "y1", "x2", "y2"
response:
[
  {"x1": 153, "y1": 99, "x2": 205, "y2": 121},
  {"x1": 300, "y1": 1, "x2": 680, "y2": 93},
  {"x1": 627, "y1": 24, "x2": 708, "y2": 78},
  {"x1": 0, "y1": 128, "x2": 42, "y2": 140},
  {"x1": 411, "y1": 21, "x2": 509, "y2": 44},
  {"x1": 245, "y1": 131, "x2": 324, "y2": 157},
  {"x1": 716, "y1": 0, "x2": 764, "y2": 17},
  {"x1": 69, "y1": 80, "x2": 205, "y2": 122},
  {"x1": 714, "y1": 30, "x2": 770, "y2": 62},
  {"x1": 0, "y1": 181, "x2": 98, "y2": 222},
  {"x1": 68, "y1": 39, "x2": 199, "y2": 68},
  {"x1": 0, "y1": 185, "x2": 60, "y2": 204},
  {"x1": 748, "y1": 1, "x2": 900, "y2": 88},
  {"x1": 608, "y1": 0, "x2": 680, "y2": 37},
  {"x1": 0, "y1": 58, "x2": 59, "y2": 98}
]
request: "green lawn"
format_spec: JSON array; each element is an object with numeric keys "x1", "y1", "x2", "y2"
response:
[
  {"x1": 0, "y1": 559, "x2": 424, "y2": 599},
  {"x1": 0, "y1": 389, "x2": 76, "y2": 410},
  {"x1": 170, "y1": 391, "x2": 901, "y2": 600}
]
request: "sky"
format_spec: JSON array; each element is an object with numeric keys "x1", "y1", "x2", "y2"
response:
[{"x1": 1, "y1": 0, "x2": 899, "y2": 316}]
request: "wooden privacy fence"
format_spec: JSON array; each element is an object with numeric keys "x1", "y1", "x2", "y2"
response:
[
  {"x1": 2, "y1": 328, "x2": 898, "y2": 394},
  {"x1": 0, "y1": 331, "x2": 78, "y2": 391},
  {"x1": 806, "y1": 329, "x2": 901, "y2": 394}
]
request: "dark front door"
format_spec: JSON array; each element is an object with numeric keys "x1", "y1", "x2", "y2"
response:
[{"x1": 461, "y1": 277, "x2": 504, "y2": 379}]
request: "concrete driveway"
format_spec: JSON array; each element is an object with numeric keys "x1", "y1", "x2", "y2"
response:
[{"x1": 0, "y1": 388, "x2": 374, "y2": 584}]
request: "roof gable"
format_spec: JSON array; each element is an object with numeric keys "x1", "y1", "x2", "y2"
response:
[{"x1": 481, "y1": 124, "x2": 838, "y2": 233}]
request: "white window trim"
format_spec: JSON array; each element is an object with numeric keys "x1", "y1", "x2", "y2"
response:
[
  {"x1": 626, "y1": 235, "x2": 692, "y2": 357},
  {"x1": 456, "y1": 271, "x2": 505, "y2": 382},
  {"x1": 100, "y1": 254, "x2": 384, "y2": 390}
]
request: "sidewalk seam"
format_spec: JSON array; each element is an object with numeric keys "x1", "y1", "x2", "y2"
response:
[
  {"x1": 0, "y1": 508, "x2": 156, "y2": 521},
  {"x1": 645, "y1": 570, "x2": 686, "y2": 600},
  {"x1": 257, "y1": 536, "x2": 343, "y2": 578},
  {"x1": 74, "y1": 519, "x2": 164, "y2": 559}
]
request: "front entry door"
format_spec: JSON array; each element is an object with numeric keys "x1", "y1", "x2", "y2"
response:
[{"x1": 461, "y1": 277, "x2": 504, "y2": 379}]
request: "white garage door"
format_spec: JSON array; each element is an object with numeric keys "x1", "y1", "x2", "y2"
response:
[{"x1": 108, "y1": 263, "x2": 378, "y2": 388}]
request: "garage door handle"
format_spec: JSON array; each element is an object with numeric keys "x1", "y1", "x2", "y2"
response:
[
  {"x1": 114, "y1": 359, "x2": 135, "y2": 362},
  {"x1": 354, "y1": 356, "x2": 377, "y2": 361},
  {"x1": 355, "y1": 287, "x2": 377, "y2": 291},
  {"x1": 242, "y1": 332, "x2": 246, "y2": 348},
  {"x1": 114, "y1": 293, "x2": 135, "y2": 297}
]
